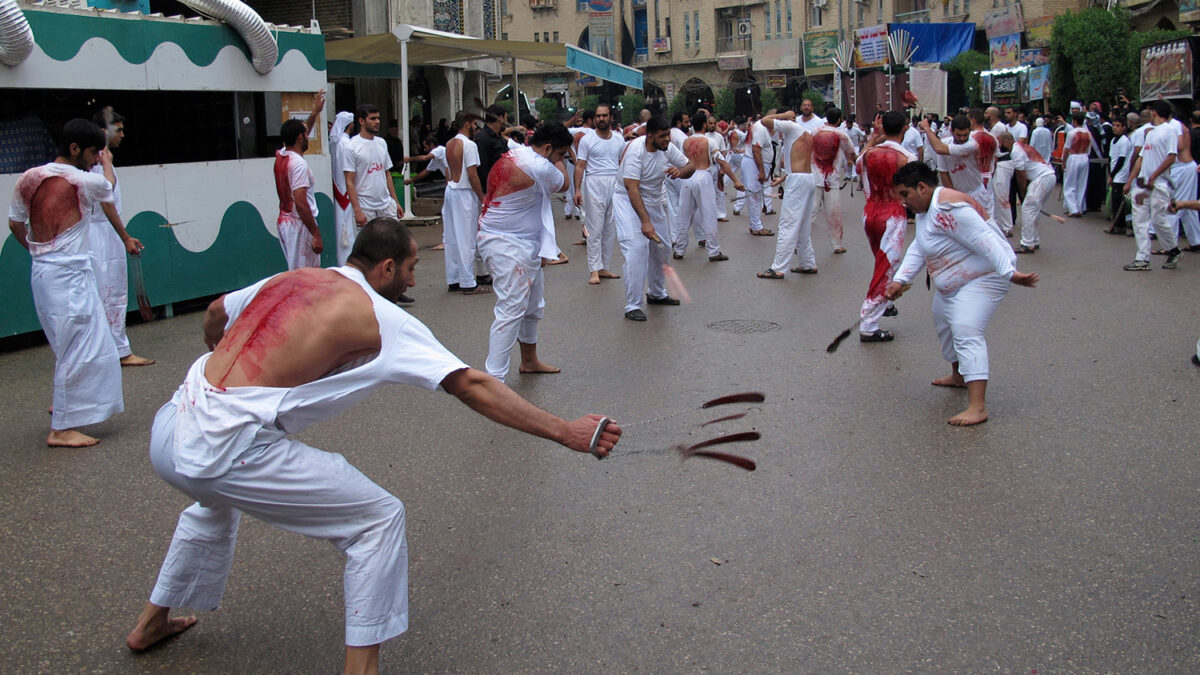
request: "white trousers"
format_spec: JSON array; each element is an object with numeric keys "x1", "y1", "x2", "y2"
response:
[
  {"x1": 614, "y1": 193, "x2": 669, "y2": 313},
  {"x1": 478, "y1": 233, "x2": 545, "y2": 382},
  {"x1": 992, "y1": 160, "x2": 1015, "y2": 234},
  {"x1": 931, "y1": 274, "x2": 1010, "y2": 383},
  {"x1": 1131, "y1": 181, "x2": 1175, "y2": 258},
  {"x1": 810, "y1": 168, "x2": 845, "y2": 249},
  {"x1": 88, "y1": 218, "x2": 131, "y2": 357},
  {"x1": 582, "y1": 174, "x2": 618, "y2": 272},
  {"x1": 860, "y1": 208, "x2": 907, "y2": 333},
  {"x1": 563, "y1": 161, "x2": 577, "y2": 217},
  {"x1": 730, "y1": 155, "x2": 746, "y2": 213},
  {"x1": 1170, "y1": 161, "x2": 1200, "y2": 244},
  {"x1": 771, "y1": 173, "x2": 817, "y2": 273},
  {"x1": 335, "y1": 204, "x2": 355, "y2": 266},
  {"x1": 146, "y1": 403, "x2": 408, "y2": 647},
  {"x1": 278, "y1": 213, "x2": 321, "y2": 270},
  {"x1": 1019, "y1": 173, "x2": 1056, "y2": 249},
  {"x1": 33, "y1": 253, "x2": 124, "y2": 430},
  {"x1": 743, "y1": 162, "x2": 765, "y2": 231},
  {"x1": 675, "y1": 172, "x2": 720, "y2": 256},
  {"x1": 442, "y1": 187, "x2": 481, "y2": 288},
  {"x1": 1062, "y1": 154, "x2": 1089, "y2": 214},
  {"x1": 715, "y1": 171, "x2": 727, "y2": 220},
  {"x1": 665, "y1": 177, "x2": 683, "y2": 249}
]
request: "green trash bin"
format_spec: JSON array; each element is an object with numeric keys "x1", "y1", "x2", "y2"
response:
[{"x1": 390, "y1": 171, "x2": 407, "y2": 213}]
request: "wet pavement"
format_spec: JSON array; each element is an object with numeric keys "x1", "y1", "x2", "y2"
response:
[{"x1": 2, "y1": 185, "x2": 1199, "y2": 673}]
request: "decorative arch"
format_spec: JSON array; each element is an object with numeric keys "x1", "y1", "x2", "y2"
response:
[{"x1": 683, "y1": 78, "x2": 714, "y2": 115}]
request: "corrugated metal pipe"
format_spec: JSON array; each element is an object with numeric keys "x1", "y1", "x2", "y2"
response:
[
  {"x1": 0, "y1": 0, "x2": 34, "y2": 67},
  {"x1": 179, "y1": 0, "x2": 278, "y2": 74}
]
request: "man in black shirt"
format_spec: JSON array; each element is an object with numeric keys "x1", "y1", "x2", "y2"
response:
[{"x1": 475, "y1": 104, "x2": 510, "y2": 190}]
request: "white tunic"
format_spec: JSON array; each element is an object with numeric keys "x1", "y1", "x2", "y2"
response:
[
  {"x1": 576, "y1": 130, "x2": 625, "y2": 177},
  {"x1": 342, "y1": 135, "x2": 394, "y2": 211},
  {"x1": 170, "y1": 266, "x2": 468, "y2": 479},
  {"x1": 894, "y1": 187, "x2": 1016, "y2": 295},
  {"x1": 614, "y1": 136, "x2": 688, "y2": 203},
  {"x1": 9, "y1": 162, "x2": 123, "y2": 429}
]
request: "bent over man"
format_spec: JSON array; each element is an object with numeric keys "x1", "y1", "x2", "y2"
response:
[
  {"x1": 477, "y1": 123, "x2": 572, "y2": 382},
  {"x1": 888, "y1": 163, "x2": 1038, "y2": 426},
  {"x1": 125, "y1": 219, "x2": 622, "y2": 675},
  {"x1": 8, "y1": 119, "x2": 144, "y2": 447}
]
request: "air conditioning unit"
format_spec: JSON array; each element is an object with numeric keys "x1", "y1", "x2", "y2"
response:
[
  {"x1": 737, "y1": 18, "x2": 752, "y2": 36},
  {"x1": 813, "y1": 0, "x2": 828, "y2": 7}
]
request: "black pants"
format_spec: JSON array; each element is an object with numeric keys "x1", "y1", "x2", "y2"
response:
[{"x1": 1110, "y1": 182, "x2": 1128, "y2": 230}]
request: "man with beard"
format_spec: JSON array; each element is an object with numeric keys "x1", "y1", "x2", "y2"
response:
[{"x1": 574, "y1": 104, "x2": 626, "y2": 285}]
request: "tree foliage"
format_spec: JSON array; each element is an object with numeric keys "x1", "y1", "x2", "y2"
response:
[
  {"x1": 796, "y1": 89, "x2": 820, "y2": 113},
  {"x1": 761, "y1": 88, "x2": 781, "y2": 114},
  {"x1": 945, "y1": 50, "x2": 989, "y2": 109},
  {"x1": 667, "y1": 90, "x2": 688, "y2": 121},
  {"x1": 1049, "y1": 7, "x2": 1189, "y2": 112},
  {"x1": 619, "y1": 92, "x2": 647, "y2": 125},
  {"x1": 535, "y1": 96, "x2": 561, "y2": 121},
  {"x1": 713, "y1": 88, "x2": 736, "y2": 121},
  {"x1": 577, "y1": 94, "x2": 600, "y2": 113}
]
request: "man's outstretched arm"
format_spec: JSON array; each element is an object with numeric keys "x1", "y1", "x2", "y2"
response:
[{"x1": 441, "y1": 367, "x2": 621, "y2": 456}]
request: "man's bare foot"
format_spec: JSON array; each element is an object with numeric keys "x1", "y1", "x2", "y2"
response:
[
  {"x1": 948, "y1": 408, "x2": 989, "y2": 426},
  {"x1": 546, "y1": 253, "x2": 569, "y2": 265},
  {"x1": 430, "y1": 243, "x2": 445, "y2": 250},
  {"x1": 597, "y1": 270, "x2": 620, "y2": 279},
  {"x1": 47, "y1": 429, "x2": 99, "y2": 447},
  {"x1": 588, "y1": 271, "x2": 601, "y2": 285},
  {"x1": 519, "y1": 361, "x2": 561, "y2": 374},
  {"x1": 931, "y1": 374, "x2": 966, "y2": 388},
  {"x1": 126, "y1": 607, "x2": 197, "y2": 651},
  {"x1": 121, "y1": 354, "x2": 156, "y2": 367}
]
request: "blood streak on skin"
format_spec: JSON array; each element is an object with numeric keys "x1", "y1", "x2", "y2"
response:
[
  {"x1": 1016, "y1": 141, "x2": 1048, "y2": 165},
  {"x1": 972, "y1": 131, "x2": 997, "y2": 186},
  {"x1": 20, "y1": 170, "x2": 87, "y2": 242},
  {"x1": 480, "y1": 153, "x2": 533, "y2": 218},
  {"x1": 209, "y1": 270, "x2": 343, "y2": 386},
  {"x1": 274, "y1": 151, "x2": 295, "y2": 213},
  {"x1": 1069, "y1": 130, "x2": 1091, "y2": 154},
  {"x1": 683, "y1": 136, "x2": 711, "y2": 168},
  {"x1": 812, "y1": 130, "x2": 840, "y2": 188}
]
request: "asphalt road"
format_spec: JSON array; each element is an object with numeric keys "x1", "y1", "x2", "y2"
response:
[{"x1": 2, "y1": 186, "x2": 1198, "y2": 673}]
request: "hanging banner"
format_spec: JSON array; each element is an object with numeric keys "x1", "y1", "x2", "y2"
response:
[
  {"x1": 757, "y1": 38, "x2": 801, "y2": 70},
  {"x1": 1140, "y1": 39, "x2": 1194, "y2": 101},
  {"x1": 983, "y1": 4, "x2": 1024, "y2": 40},
  {"x1": 990, "y1": 33, "x2": 1021, "y2": 69},
  {"x1": 766, "y1": 73, "x2": 787, "y2": 88},
  {"x1": 587, "y1": 0, "x2": 615, "y2": 61},
  {"x1": 1024, "y1": 15, "x2": 1054, "y2": 48},
  {"x1": 1020, "y1": 48, "x2": 1049, "y2": 66},
  {"x1": 803, "y1": 29, "x2": 839, "y2": 75},
  {"x1": 854, "y1": 25, "x2": 889, "y2": 69},
  {"x1": 1182, "y1": 0, "x2": 1200, "y2": 23},
  {"x1": 1028, "y1": 65, "x2": 1049, "y2": 101}
]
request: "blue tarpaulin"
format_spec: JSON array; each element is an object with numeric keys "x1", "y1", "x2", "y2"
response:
[{"x1": 888, "y1": 23, "x2": 975, "y2": 64}]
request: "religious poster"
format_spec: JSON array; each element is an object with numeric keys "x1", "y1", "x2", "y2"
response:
[
  {"x1": 854, "y1": 25, "x2": 889, "y2": 69},
  {"x1": 1140, "y1": 39, "x2": 1194, "y2": 101},
  {"x1": 803, "y1": 29, "x2": 839, "y2": 75},
  {"x1": 982, "y1": 4, "x2": 1024, "y2": 40},
  {"x1": 989, "y1": 33, "x2": 1021, "y2": 70},
  {"x1": 587, "y1": 0, "x2": 615, "y2": 60},
  {"x1": 1028, "y1": 65, "x2": 1049, "y2": 101},
  {"x1": 1024, "y1": 15, "x2": 1053, "y2": 48},
  {"x1": 1182, "y1": 0, "x2": 1200, "y2": 24},
  {"x1": 1020, "y1": 48, "x2": 1049, "y2": 67},
  {"x1": 766, "y1": 73, "x2": 787, "y2": 89},
  {"x1": 757, "y1": 38, "x2": 801, "y2": 70}
]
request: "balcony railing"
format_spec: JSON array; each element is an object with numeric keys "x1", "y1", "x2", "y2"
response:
[
  {"x1": 894, "y1": 8, "x2": 930, "y2": 22},
  {"x1": 716, "y1": 34, "x2": 751, "y2": 54}
]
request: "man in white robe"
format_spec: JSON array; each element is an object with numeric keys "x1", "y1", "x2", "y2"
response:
[
  {"x1": 274, "y1": 118, "x2": 323, "y2": 270},
  {"x1": 328, "y1": 110, "x2": 357, "y2": 265},
  {"x1": 755, "y1": 111, "x2": 818, "y2": 278},
  {"x1": 88, "y1": 106, "x2": 154, "y2": 366},
  {"x1": 123, "y1": 218, "x2": 621, "y2": 673},
  {"x1": 1062, "y1": 111, "x2": 1091, "y2": 217},
  {"x1": 573, "y1": 104, "x2": 625, "y2": 285},
  {"x1": 888, "y1": 162, "x2": 1039, "y2": 426},
  {"x1": 477, "y1": 123, "x2": 572, "y2": 382},
  {"x1": 442, "y1": 112, "x2": 490, "y2": 295},
  {"x1": 8, "y1": 119, "x2": 144, "y2": 447}
]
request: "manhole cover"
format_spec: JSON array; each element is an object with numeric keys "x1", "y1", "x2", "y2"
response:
[{"x1": 707, "y1": 319, "x2": 781, "y2": 334}]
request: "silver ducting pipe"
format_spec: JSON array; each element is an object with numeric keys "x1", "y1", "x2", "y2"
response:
[
  {"x1": 0, "y1": 0, "x2": 34, "y2": 67},
  {"x1": 179, "y1": 0, "x2": 278, "y2": 74}
]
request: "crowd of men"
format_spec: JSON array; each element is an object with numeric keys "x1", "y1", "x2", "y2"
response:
[{"x1": 8, "y1": 87, "x2": 1200, "y2": 674}]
